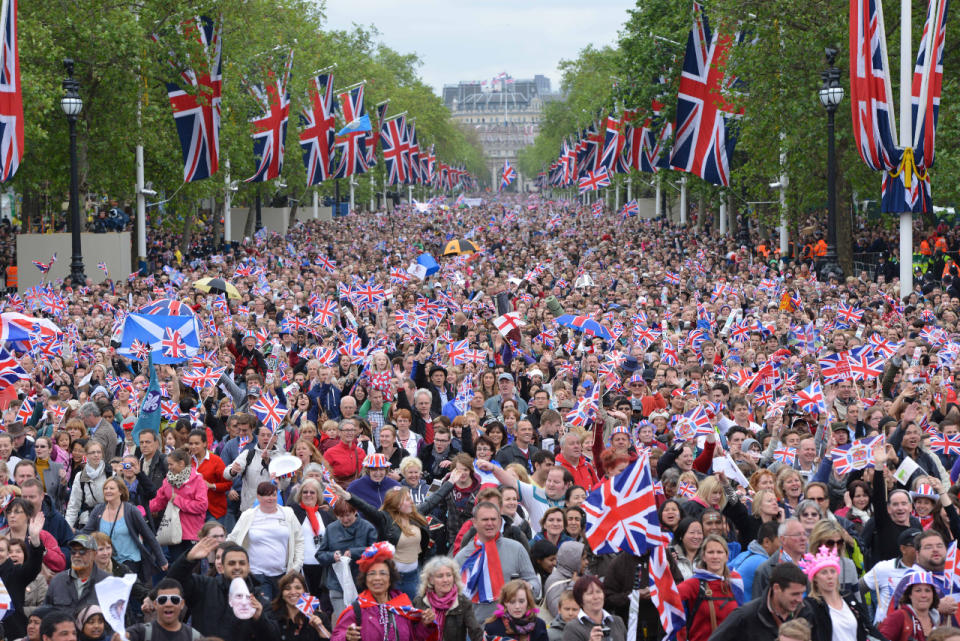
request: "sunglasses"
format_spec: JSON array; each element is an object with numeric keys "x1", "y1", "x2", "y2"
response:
[
  {"x1": 822, "y1": 539, "x2": 844, "y2": 548},
  {"x1": 155, "y1": 595, "x2": 183, "y2": 606}
]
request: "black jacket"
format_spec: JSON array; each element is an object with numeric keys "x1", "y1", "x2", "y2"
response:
[
  {"x1": 40, "y1": 494, "x2": 74, "y2": 564},
  {"x1": 413, "y1": 593, "x2": 484, "y2": 641},
  {"x1": 45, "y1": 566, "x2": 112, "y2": 615},
  {"x1": 348, "y1": 481, "x2": 455, "y2": 562},
  {"x1": 168, "y1": 553, "x2": 280, "y2": 641},
  {"x1": 601, "y1": 552, "x2": 663, "y2": 641},
  {"x1": 1, "y1": 541, "x2": 43, "y2": 639},
  {"x1": 800, "y1": 593, "x2": 883, "y2": 641},
  {"x1": 709, "y1": 589, "x2": 797, "y2": 641}
]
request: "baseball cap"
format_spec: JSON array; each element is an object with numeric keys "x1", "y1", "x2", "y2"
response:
[
  {"x1": 69, "y1": 533, "x2": 98, "y2": 551},
  {"x1": 898, "y1": 528, "x2": 922, "y2": 547},
  {"x1": 497, "y1": 373, "x2": 514, "y2": 382}
]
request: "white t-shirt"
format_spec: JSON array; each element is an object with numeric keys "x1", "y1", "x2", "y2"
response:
[
  {"x1": 299, "y1": 515, "x2": 325, "y2": 566},
  {"x1": 829, "y1": 601, "x2": 858, "y2": 641},
  {"x1": 516, "y1": 480, "x2": 564, "y2": 534},
  {"x1": 247, "y1": 510, "x2": 289, "y2": 576}
]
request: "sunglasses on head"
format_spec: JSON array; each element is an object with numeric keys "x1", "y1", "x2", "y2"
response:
[{"x1": 155, "y1": 595, "x2": 183, "y2": 606}]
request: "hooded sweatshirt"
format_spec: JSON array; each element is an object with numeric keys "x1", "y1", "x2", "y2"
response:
[{"x1": 543, "y1": 541, "x2": 584, "y2": 617}]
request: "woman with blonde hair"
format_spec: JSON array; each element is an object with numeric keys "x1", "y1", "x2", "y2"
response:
[
  {"x1": 682, "y1": 475, "x2": 727, "y2": 520},
  {"x1": 799, "y1": 545, "x2": 880, "y2": 641},
  {"x1": 413, "y1": 556, "x2": 483, "y2": 641},
  {"x1": 775, "y1": 468, "x2": 803, "y2": 517},
  {"x1": 808, "y1": 520, "x2": 858, "y2": 595},
  {"x1": 483, "y1": 579, "x2": 549, "y2": 641},
  {"x1": 677, "y1": 534, "x2": 743, "y2": 641},
  {"x1": 329, "y1": 465, "x2": 466, "y2": 599}
]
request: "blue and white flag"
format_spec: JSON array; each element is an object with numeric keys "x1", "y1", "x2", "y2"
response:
[{"x1": 118, "y1": 312, "x2": 201, "y2": 364}]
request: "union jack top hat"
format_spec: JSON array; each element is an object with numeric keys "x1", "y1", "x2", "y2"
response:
[{"x1": 362, "y1": 453, "x2": 391, "y2": 469}]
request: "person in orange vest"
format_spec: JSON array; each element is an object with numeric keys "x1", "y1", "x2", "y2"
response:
[
  {"x1": 935, "y1": 235, "x2": 948, "y2": 254},
  {"x1": 920, "y1": 238, "x2": 933, "y2": 256},
  {"x1": 813, "y1": 238, "x2": 827, "y2": 257},
  {"x1": 756, "y1": 243, "x2": 770, "y2": 259},
  {"x1": 5, "y1": 263, "x2": 16, "y2": 293}
]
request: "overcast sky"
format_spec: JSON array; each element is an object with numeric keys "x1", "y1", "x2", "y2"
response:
[{"x1": 321, "y1": 0, "x2": 637, "y2": 96}]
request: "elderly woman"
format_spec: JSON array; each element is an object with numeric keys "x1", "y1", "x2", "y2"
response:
[
  {"x1": 290, "y1": 478, "x2": 333, "y2": 594},
  {"x1": 346, "y1": 453, "x2": 400, "y2": 508},
  {"x1": 558, "y1": 575, "x2": 626, "y2": 641},
  {"x1": 228, "y1": 481, "x2": 304, "y2": 594},
  {"x1": 330, "y1": 542, "x2": 435, "y2": 641},
  {"x1": 878, "y1": 572, "x2": 941, "y2": 641},
  {"x1": 413, "y1": 556, "x2": 483, "y2": 641}
]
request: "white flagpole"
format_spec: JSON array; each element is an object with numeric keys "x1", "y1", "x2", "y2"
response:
[
  {"x1": 899, "y1": 0, "x2": 913, "y2": 299},
  {"x1": 223, "y1": 161, "x2": 232, "y2": 243},
  {"x1": 679, "y1": 175, "x2": 688, "y2": 224}
]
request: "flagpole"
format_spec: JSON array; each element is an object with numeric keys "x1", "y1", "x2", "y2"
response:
[
  {"x1": 655, "y1": 175, "x2": 662, "y2": 218},
  {"x1": 679, "y1": 175, "x2": 688, "y2": 224},
  {"x1": 899, "y1": 0, "x2": 913, "y2": 300},
  {"x1": 312, "y1": 189, "x2": 318, "y2": 219},
  {"x1": 224, "y1": 161, "x2": 233, "y2": 242},
  {"x1": 719, "y1": 198, "x2": 727, "y2": 234}
]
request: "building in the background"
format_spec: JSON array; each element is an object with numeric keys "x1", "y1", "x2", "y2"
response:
[{"x1": 443, "y1": 73, "x2": 559, "y2": 191}]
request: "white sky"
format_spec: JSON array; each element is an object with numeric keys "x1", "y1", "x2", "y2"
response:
[{"x1": 320, "y1": 0, "x2": 637, "y2": 96}]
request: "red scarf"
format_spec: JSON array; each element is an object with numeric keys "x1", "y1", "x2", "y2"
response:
[
  {"x1": 355, "y1": 590, "x2": 424, "y2": 622},
  {"x1": 301, "y1": 503, "x2": 321, "y2": 535},
  {"x1": 425, "y1": 589, "x2": 458, "y2": 640}
]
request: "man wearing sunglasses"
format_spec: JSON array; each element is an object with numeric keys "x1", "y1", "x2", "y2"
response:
[{"x1": 124, "y1": 578, "x2": 200, "y2": 641}]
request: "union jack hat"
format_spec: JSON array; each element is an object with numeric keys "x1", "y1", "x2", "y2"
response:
[
  {"x1": 611, "y1": 425, "x2": 630, "y2": 436},
  {"x1": 362, "y1": 453, "x2": 391, "y2": 468},
  {"x1": 910, "y1": 483, "x2": 940, "y2": 501},
  {"x1": 357, "y1": 541, "x2": 395, "y2": 572}
]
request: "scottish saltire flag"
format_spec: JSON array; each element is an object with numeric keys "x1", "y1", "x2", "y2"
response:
[
  {"x1": 500, "y1": 160, "x2": 516, "y2": 191},
  {"x1": 582, "y1": 452, "x2": 669, "y2": 555},
  {"x1": 299, "y1": 73, "x2": 337, "y2": 185},
  {"x1": 245, "y1": 50, "x2": 293, "y2": 183},
  {"x1": 156, "y1": 16, "x2": 222, "y2": 182},
  {"x1": 648, "y1": 545, "x2": 685, "y2": 641},
  {"x1": 332, "y1": 84, "x2": 369, "y2": 178},
  {"x1": 0, "y1": 0, "x2": 22, "y2": 183},
  {"x1": 118, "y1": 311, "x2": 201, "y2": 364},
  {"x1": 669, "y1": 1, "x2": 743, "y2": 186},
  {"x1": 131, "y1": 355, "x2": 162, "y2": 447}
]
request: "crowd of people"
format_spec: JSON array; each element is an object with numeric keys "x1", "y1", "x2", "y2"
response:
[{"x1": 2, "y1": 196, "x2": 960, "y2": 641}]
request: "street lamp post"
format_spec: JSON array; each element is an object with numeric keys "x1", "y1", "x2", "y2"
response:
[
  {"x1": 61, "y1": 59, "x2": 85, "y2": 287},
  {"x1": 818, "y1": 47, "x2": 844, "y2": 281}
]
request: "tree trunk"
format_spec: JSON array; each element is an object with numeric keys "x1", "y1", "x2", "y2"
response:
[
  {"x1": 212, "y1": 201, "x2": 223, "y2": 249},
  {"x1": 837, "y1": 199, "x2": 854, "y2": 276},
  {"x1": 696, "y1": 194, "x2": 704, "y2": 233},
  {"x1": 287, "y1": 198, "x2": 300, "y2": 230},
  {"x1": 728, "y1": 191, "x2": 737, "y2": 236},
  {"x1": 243, "y1": 203, "x2": 255, "y2": 238},
  {"x1": 180, "y1": 203, "x2": 196, "y2": 255}
]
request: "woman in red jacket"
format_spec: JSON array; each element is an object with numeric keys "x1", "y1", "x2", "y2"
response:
[
  {"x1": 878, "y1": 572, "x2": 941, "y2": 641},
  {"x1": 186, "y1": 429, "x2": 231, "y2": 522},
  {"x1": 677, "y1": 534, "x2": 744, "y2": 641}
]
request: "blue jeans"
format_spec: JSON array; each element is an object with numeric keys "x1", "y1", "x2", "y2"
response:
[{"x1": 397, "y1": 568, "x2": 419, "y2": 600}]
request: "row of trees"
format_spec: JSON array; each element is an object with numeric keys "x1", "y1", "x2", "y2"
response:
[
  {"x1": 16, "y1": 0, "x2": 486, "y2": 238},
  {"x1": 518, "y1": 0, "x2": 959, "y2": 263}
]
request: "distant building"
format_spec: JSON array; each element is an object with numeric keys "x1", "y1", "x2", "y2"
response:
[{"x1": 442, "y1": 74, "x2": 559, "y2": 191}]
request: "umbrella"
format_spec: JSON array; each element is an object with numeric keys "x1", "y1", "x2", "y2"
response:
[
  {"x1": 555, "y1": 314, "x2": 613, "y2": 340},
  {"x1": 417, "y1": 254, "x2": 440, "y2": 276},
  {"x1": 442, "y1": 239, "x2": 479, "y2": 256},
  {"x1": 193, "y1": 277, "x2": 242, "y2": 300}
]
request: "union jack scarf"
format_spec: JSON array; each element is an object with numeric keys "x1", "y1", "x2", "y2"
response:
[
  {"x1": 460, "y1": 533, "x2": 505, "y2": 604},
  {"x1": 348, "y1": 590, "x2": 424, "y2": 624}
]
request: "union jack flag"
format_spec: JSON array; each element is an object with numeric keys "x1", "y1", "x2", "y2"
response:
[
  {"x1": 832, "y1": 434, "x2": 884, "y2": 474},
  {"x1": 677, "y1": 480, "x2": 698, "y2": 497},
  {"x1": 639, "y1": 97, "x2": 673, "y2": 173},
  {"x1": 181, "y1": 366, "x2": 225, "y2": 390},
  {"x1": 156, "y1": 16, "x2": 222, "y2": 183},
  {"x1": 245, "y1": 50, "x2": 293, "y2": 183},
  {"x1": 250, "y1": 393, "x2": 288, "y2": 432},
  {"x1": 380, "y1": 114, "x2": 408, "y2": 185},
  {"x1": 314, "y1": 254, "x2": 336, "y2": 273},
  {"x1": 661, "y1": 339, "x2": 678, "y2": 366},
  {"x1": 792, "y1": 380, "x2": 826, "y2": 413},
  {"x1": 583, "y1": 452, "x2": 669, "y2": 555},
  {"x1": 295, "y1": 593, "x2": 320, "y2": 616},
  {"x1": 649, "y1": 545, "x2": 686, "y2": 641},
  {"x1": 299, "y1": 72, "x2": 336, "y2": 185},
  {"x1": 669, "y1": 1, "x2": 743, "y2": 186},
  {"x1": 819, "y1": 351, "x2": 853, "y2": 384},
  {"x1": 835, "y1": 302, "x2": 864, "y2": 326},
  {"x1": 14, "y1": 396, "x2": 32, "y2": 422},
  {"x1": 332, "y1": 84, "x2": 369, "y2": 178},
  {"x1": 773, "y1": 446, "x2": 797, "y2": 466},
  {"x1": 578, "y1": 168, "x2": 610, "y2": 193},
  {"x1": 0, "y1": 0, "x2": 22, "y2": 183},
  {"x1": 160, "y1": 327, "x2": 188, "y2": 360},
  {"x1": 846, "y1": 345, "x2": 884, "y2": 381},
  {"x1": 930, "y1": 432, "x2": 960, "y2": 456},
  {"x1": 0, "y1": 346, "x2": 26, "y2": 387},
  {"x1": 500, "y1": 160, "x2": 516, "y2": 191},
  {"x1": 620, "y1": 199, "x2": 639, "y2": 217}
]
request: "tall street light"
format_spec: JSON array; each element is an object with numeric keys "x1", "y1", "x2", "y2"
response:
[
  {"x1": 818, "y1": 47, "x2": 844, "y2": 281},
  {"x1": 61, "y1": 59, "x2": 86, "y2": 287}
]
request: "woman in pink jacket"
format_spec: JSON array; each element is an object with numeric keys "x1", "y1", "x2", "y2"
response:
[{"x1": 149, "y1": 447, "x2": 208, "y2": 563}]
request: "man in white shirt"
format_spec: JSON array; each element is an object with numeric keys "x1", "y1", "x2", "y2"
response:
[
  {"x1": 860, "y1": 527, "x2": 919, "y2": 623},
  {"x1": 477, "y1": 459, "x2": 570, "y2": 534}
]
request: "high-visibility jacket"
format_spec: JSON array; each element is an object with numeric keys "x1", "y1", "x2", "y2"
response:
[
  {"x1": 935, "y1": 236, "x2": 948, "y2": 253},
  {"x1": 5, "y1": 265, "x2": 16, "y2": 290},
  {"x1": 813, "y1": 239, "x2": 827, "y2": 257},
  {"x1": 920, "y1": 240, "x2": 932, "y2": 256}
]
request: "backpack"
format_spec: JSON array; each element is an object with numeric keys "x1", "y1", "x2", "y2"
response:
[
  {"x1": 729, "y1": 549, "x2": 762, "y2": 573},
  {"x1": 685, "y1": 579, "x2": 737, "y2": 635},
  {"x1": 143, "y1": 622, "x2": 202, "y2": 641}
]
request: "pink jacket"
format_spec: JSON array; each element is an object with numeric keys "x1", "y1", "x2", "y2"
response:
[{"x1": 149, "y1": 470, "x2": 209, "y2": 541}]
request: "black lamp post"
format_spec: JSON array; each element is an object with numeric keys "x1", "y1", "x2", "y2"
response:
[
  {"x1": 61, "y1": 59, "x2": 85, "y2": 287},
  {"x1": 818, "y1": 47, "x2": 844, "y2": 281}
]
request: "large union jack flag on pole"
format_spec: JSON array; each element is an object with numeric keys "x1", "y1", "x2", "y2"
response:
[
  {"x1": 158, "y1": 16, "x2": 222, "y2": 183},
  {"x1": 669, "y1": 1, "x2": 743, "y2": 186},
  {"x1": 0, "y1": 0, "x2": 22, "y2": 183},
  {"x1": 332, "y1": 83, "x2": 369, "y2": 178},
  {"x1": 299, "y1": 72, "x2": 337, "y2": 185},
  {"x1": 380, "y1": 114, "x2": 408, "y2": 186},
  {"x1": 245, "y1": 50, "x2": 293, "y2": 183},
  {"x1": 578, "y1": 168, "x2": 610, "y2": 193},
  {"x1": 582, "y1": 451, "x2": 669, "y2": 555},
  {"x1": 500, "y1": 160, "x2": 516, "y2": 191}
]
